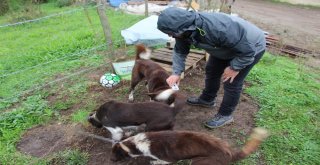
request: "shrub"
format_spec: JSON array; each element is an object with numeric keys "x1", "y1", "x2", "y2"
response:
[
  {"x1": 7, "y1": 3, "x2": 43, "y2": 23},
  {"x1": 56, "y1": 0, "x2": 75, "y2": 7},
  {"x1": 0, "y1": 0, "x2": 9, "y2": 16},
  {"x1": 32, "y1": 0, "x2": 49, "y2": 3}
]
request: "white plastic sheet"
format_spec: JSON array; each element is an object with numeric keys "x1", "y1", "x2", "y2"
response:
[{"x1": 120, "y1": 15, "x2": 170, "y2": 46}]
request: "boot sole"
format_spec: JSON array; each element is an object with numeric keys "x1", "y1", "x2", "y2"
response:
[
  {"x1": 186, "y1": 101, "x2": 216, "y2": 108},
  {"x1": 203, "y1": 118, "x2": 234, "y2": 129}
]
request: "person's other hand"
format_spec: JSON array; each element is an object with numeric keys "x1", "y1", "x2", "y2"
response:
[
  {"x1": 166, "y1": 75, "x2": 181, "y2": 87},
  {"x1": 222, "y1": 66, "x2": 239, "y2": 83}
]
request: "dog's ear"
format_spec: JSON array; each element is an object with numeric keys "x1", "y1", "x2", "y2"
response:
[{"x1": 111, "y1": 143, "x2": 130, "y2": 162}]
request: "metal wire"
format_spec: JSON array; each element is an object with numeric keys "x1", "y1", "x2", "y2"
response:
[
  {"x1": 0, "y1": 39, "x2": 125, "y2": 78},
  {"x1": 0, "y1": 66, "x2": 100, "y2": 104},
  {"x1": 0, "y1": 44, "x2": 105, "y2": 78},
  {"x1": 0, "y1": 4, "x2": 102, "y2": 28}
]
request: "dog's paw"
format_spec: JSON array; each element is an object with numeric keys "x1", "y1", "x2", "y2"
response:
[{"x1": 128, "y1": 93, "x2": 134, "y2": 102}]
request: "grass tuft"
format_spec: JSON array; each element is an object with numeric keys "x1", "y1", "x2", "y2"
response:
[{"x1": 245, "y1": 52, "x2": 320, "y2": 164}]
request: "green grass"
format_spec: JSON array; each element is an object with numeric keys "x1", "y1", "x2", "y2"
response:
[
  {"x1": 0, "y1": 94, "x2": 53, "y2": 164},
  {"x1": 47, "y1": 149, "x2": 89, "y2": 165},
  {"x1": 0, "y1": 68, "x2": 109, "y2": 165},
  {"x1": 245, "y1": 53, "x2": 320, "y2": 164},
  {"x1": 71, "y1": 100, "x2": 97, "y2": 124},
  {"x1": 0, "y1": 2, "x2": 143, "y2": 110},
  {"x1": 71, "y1": 109, "x2": 90, "y2": 123},
  {"x1": 0, "y1": 3, "x2": 143, "y2": 164}
]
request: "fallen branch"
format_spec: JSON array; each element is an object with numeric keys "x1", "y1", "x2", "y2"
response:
[{"x1": 77, "y1": 131, "x2": 115, "y2": 144}]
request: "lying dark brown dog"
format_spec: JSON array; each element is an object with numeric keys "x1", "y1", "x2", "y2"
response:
[
  {"x1": 111, "y1": 128, "x2": 269, "y2": 165},
  {"x1": 88, "y1": 89, "x2": 184, "y2": 141},
  {"x1": 129, "y1": 44, "x2": 172, "y2": 102}
]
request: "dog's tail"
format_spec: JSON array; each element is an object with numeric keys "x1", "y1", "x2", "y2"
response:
[
  {"x1": 136, "y1": 44, "x2": 151, "y2": 60},
  {"x1": 154, "y1": 89, "x2": 185, "y2": 115},
  {"x1": 154, "y1": 89, "x2": 176, "y2": 101},
  {"x1": 170, "y1": 93, "x2": 185, "y2": 115},
  {"x1": 232, "y1": 127, "x2": 269, "y2": 162}
]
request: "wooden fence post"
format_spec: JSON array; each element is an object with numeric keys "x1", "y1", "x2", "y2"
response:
[
  {"x1": 96, "y1": 0, "x2": 114, "y2": 57},
  {"x1": 145, "y1": 0, "x2": 149, "y2": 17}
]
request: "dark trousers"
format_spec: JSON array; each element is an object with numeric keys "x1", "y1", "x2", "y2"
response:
[{"x1": 199, "y1": 50, "x2": 265, "y2": 116}]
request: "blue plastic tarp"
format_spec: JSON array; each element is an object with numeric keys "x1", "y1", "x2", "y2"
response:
[{"x1": 109, "y1": 0, "x2": 129, "y2": 7}]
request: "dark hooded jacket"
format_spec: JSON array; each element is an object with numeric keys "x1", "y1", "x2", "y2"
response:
[{"x1": 157, "y1": 7, "x2": 266, "y2": 75}]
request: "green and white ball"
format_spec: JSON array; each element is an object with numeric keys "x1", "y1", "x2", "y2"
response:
[{"x1": 100, "y1": 73, "x2": 121, "y2": 88}]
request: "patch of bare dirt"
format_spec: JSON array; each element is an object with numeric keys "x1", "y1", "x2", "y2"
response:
[{"x1": 17, "y1": 123, "x2": 79, "y2": 158}]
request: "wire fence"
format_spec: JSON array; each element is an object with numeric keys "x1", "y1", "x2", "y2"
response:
[
  {"x1": 0, "y1": 1, "x2": 165, "y2": 112},
  {"x1": 0, "y1": 3, "x2": 132, "y2": 111},
  {"x1": 0, "y1": 38, "x2": 127, "y2": 78},
  {"x1": 0, "y1": 3, "x2": 101, "y2": 28},
  {"x1": 0, "y1": 39, "x2": 127, "y2": 101},
  {"x1": 3, "y1": 66, "x2": 99, "y2": 101},
  {"x1": 0, "y1": 44, "x2": 105, "y2": 78}
]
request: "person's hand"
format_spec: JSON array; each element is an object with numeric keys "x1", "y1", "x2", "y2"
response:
[
  {"x1": 222, "y1": 66, "x2": 239, "y2": 83},
  {"x1": 166, "y1": 75, "x2": 181, "y2": 87}
]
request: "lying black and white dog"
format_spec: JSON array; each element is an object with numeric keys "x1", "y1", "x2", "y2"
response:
[{"x1": 88, "y1": 89, "x2": 185, "y2": 141}]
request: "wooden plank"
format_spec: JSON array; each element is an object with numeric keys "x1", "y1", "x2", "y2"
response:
[
  {"x1": 153, "y1": 50, "x2": 204, "y2": 62},
  {"x1": 188, "y1": 52, "x2": 205, "y2": 59},
  {"x1": 156, "y1": 47, "x2": 203, "y2": 55},
  {"x1": 154, "y1": 62, "x2": 191, "y2": 72},
  {"x1": 151, "y1": 55, "x2": 194, "y2": 66},
  {"x1": 189, "y1": 49, "x2": 206, "y2": 55},
  {"x1": 151, "y1": 52, "x2": 198, "y2": 65},
  {"x1": 152, "y1": 50, "x2": 201, "y2": 62},
  {"x1": 154, "y1": 48, "x2": 205, "y2": 58},
  {"x1": 155, "y1": 49, "x2": 205, "y2": 59},
  {"x1": 151, "y1": 47, "x2": 206, "y2": 78}
]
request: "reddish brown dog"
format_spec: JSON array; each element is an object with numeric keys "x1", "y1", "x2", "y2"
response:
[
  {"x1": 111, "y1": 128, "x2": 269, "y2": 165},
  {"x1": 129, "y1": 44, "x2": 173, "y2": 102}
]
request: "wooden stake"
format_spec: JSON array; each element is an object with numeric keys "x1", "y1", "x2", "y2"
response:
[
  {"x1": 96, "y1": 0, "x2": 114, "y2": 57},
  {"x1": 145, "y1": 0, "x2": 149, "y2": 17}
]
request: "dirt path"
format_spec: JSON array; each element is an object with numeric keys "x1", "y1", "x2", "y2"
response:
[{"x1": 233, "y1": 0, "x2": 320, "y2": 54}]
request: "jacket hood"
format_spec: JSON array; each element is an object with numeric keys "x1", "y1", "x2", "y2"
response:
[{"x1": 157, "y1": 7, "x2": 198, "y2": 36}]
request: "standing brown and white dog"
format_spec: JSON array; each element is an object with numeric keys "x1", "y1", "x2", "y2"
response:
[
  {"x1": 129, "y1": 44, "x2": 172, "y2": 102},
  {"x1": 111, "y1": 128, "x2": 269, "y2": 165}
]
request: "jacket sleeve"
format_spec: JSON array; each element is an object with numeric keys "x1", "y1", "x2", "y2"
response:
[
  {"x1": 229, "y1": 40, "x2": 256, "y2": 71},
  {"x1": 172, "y1": 38, "x2": 191, "y2": 75}
]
